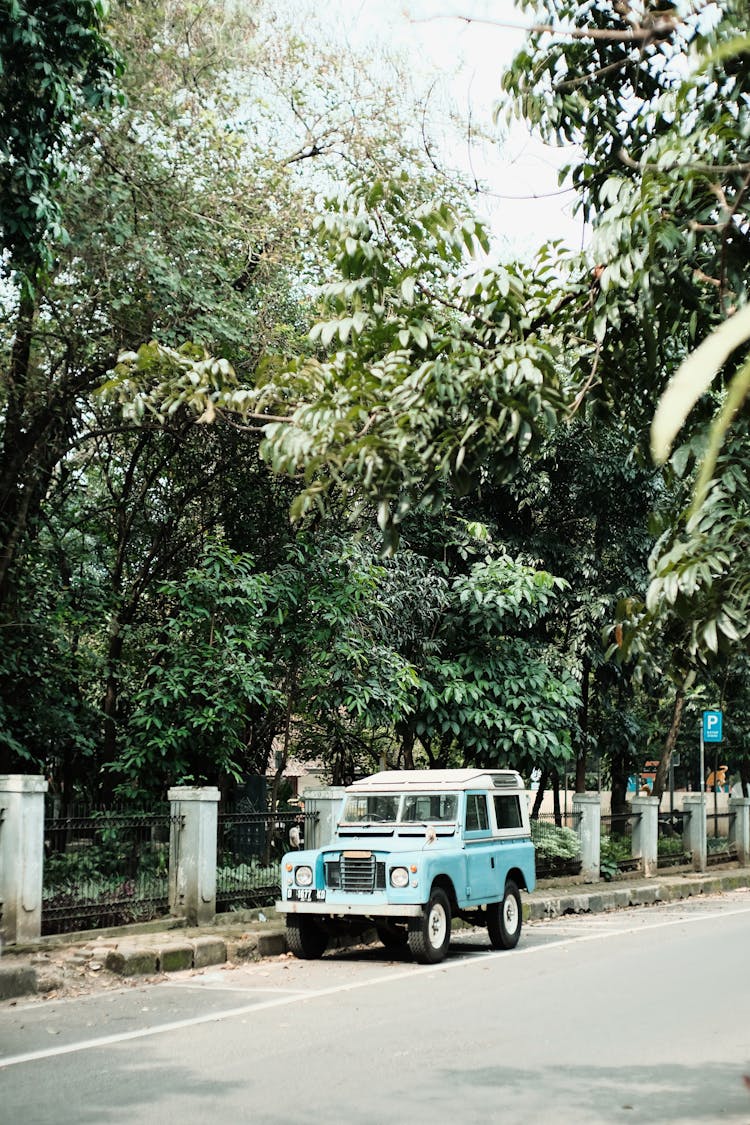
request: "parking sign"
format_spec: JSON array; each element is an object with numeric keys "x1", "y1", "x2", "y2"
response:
[{"x1": 703, "y1": 710, "x2": 723, "y2": 743}]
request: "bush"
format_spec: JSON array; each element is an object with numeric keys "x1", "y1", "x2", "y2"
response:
[
  {"x1": 531, "y1": 820, "x2": 580, "y2": 860},
  {"x1": 600, "y1": 834, "x2": 631, "y2": 864}
]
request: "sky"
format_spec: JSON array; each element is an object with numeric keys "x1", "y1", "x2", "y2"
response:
[{"x1": 332, "y1": 0, "x2": 587, "y2": 255}]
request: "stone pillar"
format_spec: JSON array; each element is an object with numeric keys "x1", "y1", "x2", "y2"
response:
[
  {"x1": 300, "y1": 787, "x2": 347, "y2": 850},
  {"x1": 572, "y1": 794, "x2": 601, "y2": 883},
  {"x1": 0, "y1": 774, "x2": 48, "y2": 945},
  {"x1": 168, "y1": 787, "x2": 220, "y2": 925},
  {"x1": 630, "y1": 796, "x2": 659, "y2": 876},
  {"x1": 682, "y1": 794, "x2": 707, "y2": 873},
  {"x1": 729, "y1": 798, "x2": 750, "y2": 865}
]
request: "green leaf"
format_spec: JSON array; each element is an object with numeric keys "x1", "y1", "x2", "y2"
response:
[{"x1": 651, "y1": 304, "x2": 750, "y2": 464}]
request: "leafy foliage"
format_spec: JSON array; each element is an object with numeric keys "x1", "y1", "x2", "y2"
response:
[
  {"x1": 0, "y1": 0, "x2": 122, "y2": 278},
  {"x1": 531, "y1": 820, "x2": 580, "y2": 860},
  {"x1": 505, "y1": 0, "x2": 750, "y2": 672},
  {"x1": 108, "y1": 175, "x2": 571, "y2": 546},
  {"x1": 120, "y1": 541, "x2": 278, "y2": 794}
]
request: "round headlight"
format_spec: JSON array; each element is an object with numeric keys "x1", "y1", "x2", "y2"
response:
[
  {"x1": 390, "y1": 866, "x2": 409, "y2": 888},
  {"x1": 295, "y1": 865, "x2": 313, "y2": 887}
]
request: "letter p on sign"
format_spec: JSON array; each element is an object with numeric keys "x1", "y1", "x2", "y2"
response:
[{"x1": 703, "y1": 710, "x2": 723, "y2": 743}]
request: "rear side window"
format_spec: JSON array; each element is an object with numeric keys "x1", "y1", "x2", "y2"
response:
[
  {"x1": 465, "y1": 793, "x2": 489, "y2": 831},
  {"x1": 494, "y1": 794, "x2": 523, "y2": 830}
]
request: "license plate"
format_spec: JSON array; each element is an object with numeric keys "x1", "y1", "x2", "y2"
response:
[{"x1": 289, "y1": 888, "x2": 326, "y2": 902}]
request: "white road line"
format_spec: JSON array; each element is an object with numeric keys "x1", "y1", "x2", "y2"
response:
[
  {"x1": 168, "y1": 983, "x2": 309, "y2": 995},
  {"x1": 3, "y1": 903, "x2": 750, "y2": 1070}
]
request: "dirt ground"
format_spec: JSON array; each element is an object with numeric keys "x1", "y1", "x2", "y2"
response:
[{"x1": 0, "y1": 930, "x2": 267, "y2": 1009}]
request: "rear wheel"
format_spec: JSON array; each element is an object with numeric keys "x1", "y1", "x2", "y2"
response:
[
  {"x1": 286, "y1": 915, "x2": 328, "y2": 959},
  {"x1": 408, "y1": 888, "x2": 451, "y2": 964},
  {"x1": 487, "y1": 879, "x2": 522, "y2": 950}
]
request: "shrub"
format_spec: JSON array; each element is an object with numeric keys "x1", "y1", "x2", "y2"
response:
[{"x1": 531, "y1": 820, "x2": 580, "y2": 860}]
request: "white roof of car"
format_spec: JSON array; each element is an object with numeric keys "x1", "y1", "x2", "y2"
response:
[{"x1": 348, "y1": 769, "x2": 524, "y2": 792}]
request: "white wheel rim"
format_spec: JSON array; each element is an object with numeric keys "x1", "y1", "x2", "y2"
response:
[
  {"x1": 504, "y1": 894, "x2": 519, "y2": 933},
  {"x1": 428, "y1": 902, "x2": 447, "y2": 948}
]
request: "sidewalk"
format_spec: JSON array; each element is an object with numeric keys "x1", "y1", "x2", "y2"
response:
[{"x1": 2, "y1": 864, "x2": 749, "y2": 1004}]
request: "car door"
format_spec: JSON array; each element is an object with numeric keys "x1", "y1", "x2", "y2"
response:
[{"x1": 463, "y1": 792, "x2": 499, "y2": 902}]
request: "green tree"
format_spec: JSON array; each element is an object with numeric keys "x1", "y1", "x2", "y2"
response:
[
  {"x1": 2, "y1": 0, "x2": 494, "y2": 791},
  {"x1": 406, "y1": 553, "x2": 579, "y2": 776},
  {"x1": 503, "y1": 0, "x2": 750, "y2": 653},
  {"x1": 109, "y1": 175, "x2": 572, "y2": 546},
  {"x1": 120, "y1": 540, "x2": 278, "y2": 799},
  {"x1": 0, "y1": 0, "x2": 121, "y2": 278},
  {"x1": 495, "y1": 1, "x2": 750, "y2": 796}
]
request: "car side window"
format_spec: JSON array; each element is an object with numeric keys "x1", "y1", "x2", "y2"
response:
[
  {"x1": 494, "y1": 794, "x2": 523, "y2": 830},
  {"x1": 465, "y1": 793, "x2": 489, "y2": 832}
]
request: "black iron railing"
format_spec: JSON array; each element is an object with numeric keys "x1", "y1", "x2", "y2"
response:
[
  {"x1": 42, "y1": 809, "x2": 176, "y2": 935},
  {"x1": 216, "y1": 809, "x2": 318, "y2": 912},
  {"x1": 531, "y1": 812, "x2": 582, "y2": 877}
]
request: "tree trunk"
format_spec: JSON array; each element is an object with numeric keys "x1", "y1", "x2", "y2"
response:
[
  {"x1": 575, "y1": 654, "x2": 591, "y2": 792},
  {"x1": 531, "y1": 767, "x2": 548, "y2": 819},
  {"x1": 398, "y1": 726, "x2": 416, "y2": 770},
  {"x1": 551, "y1": 768, "x2": 562, "y2": 828},
  {"x1": 738, "y1": 762, "x2": 750, "y2": 797},
  {"x1": 651, "y1": 688, "x2": 686, "y2": 804},
  {"x1": 609, "y1": 745, "x2": 631, "y2": 836},
  {"x1": 98, "y1": 619, "x2": 126, "y2": 803}
]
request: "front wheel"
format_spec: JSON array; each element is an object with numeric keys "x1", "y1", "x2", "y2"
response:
[
  {"x1": 487, "y1": 879, "x2": 522, "y2": 950},
  {"x1": 408, "y1": 888, "x2": 451, "y2": 964},
  {"x1": 286, "y1": 915, "x2": 328, "y2": 959}
]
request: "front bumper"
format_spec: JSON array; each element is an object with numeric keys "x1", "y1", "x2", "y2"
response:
[{"x1": 275, "y1": 899, "x2": 423, "y2": 917}]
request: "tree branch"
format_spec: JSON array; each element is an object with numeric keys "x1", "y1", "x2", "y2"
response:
[
  {"x1": 417, "y1": 12, "x2": 680, "y2": 45},
  {"x1": 618, "y1": 147, "x2": 750, "y2": 176}
]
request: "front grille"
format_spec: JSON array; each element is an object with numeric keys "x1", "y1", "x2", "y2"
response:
[
  {"x1": 324, "y1": 854, "x2": 387, "y2": 892},
  {"x1": 341, "y1": 854, "x2": 375, "y2": 892}
]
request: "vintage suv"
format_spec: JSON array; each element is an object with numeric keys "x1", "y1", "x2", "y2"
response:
[{"x1": 276, "y1": 768, "x2": 535, "y2": 964}]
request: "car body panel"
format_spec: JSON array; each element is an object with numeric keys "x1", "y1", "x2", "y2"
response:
[{"x1": 276, "y1": 768, "x2": 536, "y2": 923}]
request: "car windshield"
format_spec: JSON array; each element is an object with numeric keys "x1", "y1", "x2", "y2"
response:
[{"x1": 340, "y1": 792, "x2": 458, "y2": 824}]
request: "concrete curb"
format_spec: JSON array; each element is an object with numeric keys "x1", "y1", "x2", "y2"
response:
[
  {"x1": 524, "y1": 868, "x2": 750, "y2": 919},
  {"x1": 3, "y1": 866, "x2": 749, "y2": 1001},
  {"x1": 0, "y1": 965, "x2": 37, "y2": 1001}
]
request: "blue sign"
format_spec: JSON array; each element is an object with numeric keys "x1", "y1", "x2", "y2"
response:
[{"x1": 703, "y1": 710, "x2": 723, "y2": 743}]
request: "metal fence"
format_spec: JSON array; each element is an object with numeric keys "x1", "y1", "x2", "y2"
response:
[
  {"x1": 531, "y1": 812, "x2": 582, "y2": 877},
  {"x1": 42, "y1": 809, "x2": 176, "y2": 936},
  {"x1": 599, "y1": 812, "x2": 641, "y2": 875},
  {"x1": 656, "y1": 811, "x2": 691, "y2": 868},
  {"x1": 599, "y1": 810, "x2": 695, "y2": 873},
  {"x1": 707, "y1": 810, "x2": 736, "y2": 864},
  {"x1": 216, "y1": 809, "x2": 318, "y2": 912}
]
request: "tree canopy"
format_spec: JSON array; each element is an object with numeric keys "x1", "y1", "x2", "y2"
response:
[{"x1": 3, "y1": 0, "x2": 750, "y2": 808}]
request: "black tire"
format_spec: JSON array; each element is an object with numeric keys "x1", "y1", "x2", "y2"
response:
[
  {"x1": 408, "y1": 888, "x2": 451, "y2": 964},
  {"x1": 286, "y1": 915, "x2": 328, "y2": 959},
  {"x1": 487, "y1": 879, "x2": 522, "y2": 950},
  {"x1": 376, "y1": 923, "x2": 409, "y2": 951}
]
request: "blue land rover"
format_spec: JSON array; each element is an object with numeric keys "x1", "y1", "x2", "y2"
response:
[{"x1": 276, "y1": 768, "x2": 536, "y2": 964}]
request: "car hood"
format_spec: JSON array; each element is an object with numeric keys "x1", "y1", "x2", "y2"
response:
[{"x1": 323, "y1": 830, "x2": 459, "y2": 854}]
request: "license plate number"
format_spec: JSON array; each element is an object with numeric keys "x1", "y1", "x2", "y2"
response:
[{"x1": 289, "y1": 888, "x2": 325, "y2": 902}]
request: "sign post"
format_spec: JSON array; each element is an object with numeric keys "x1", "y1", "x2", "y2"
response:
[
  {"x1": 701, "y1": 711, "x2": 723, "y2": 868},
  {"x1": 702, "y1": 711, "x2": 723, "y2": 793}
]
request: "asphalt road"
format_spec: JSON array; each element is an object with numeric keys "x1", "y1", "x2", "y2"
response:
[{"x1": 2, "y1": 890, "x2": 750, "y2": 1124}]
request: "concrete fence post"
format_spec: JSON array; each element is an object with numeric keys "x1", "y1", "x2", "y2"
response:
[
  {"x1": 729, "y1": 797, "x2": 750, "y2": 865},
  {"x1": 630, "y1": 796, "x2": 659, "y2": 876},
  {"x1": 168, "y1": 786, "x2": 220, "y2": 925},
  {"x1": 300, "y1": 787, "x2": 347, "y2": 850},
  {"x1": 0, "y1": 774, "x2": 48, "y2": 945},
  {"x1": 572, "y1": 794, "x2": 601, "y2": 882},
  {"x1": 682, "y1": 793, "x2": 707, "y2": 873}
]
